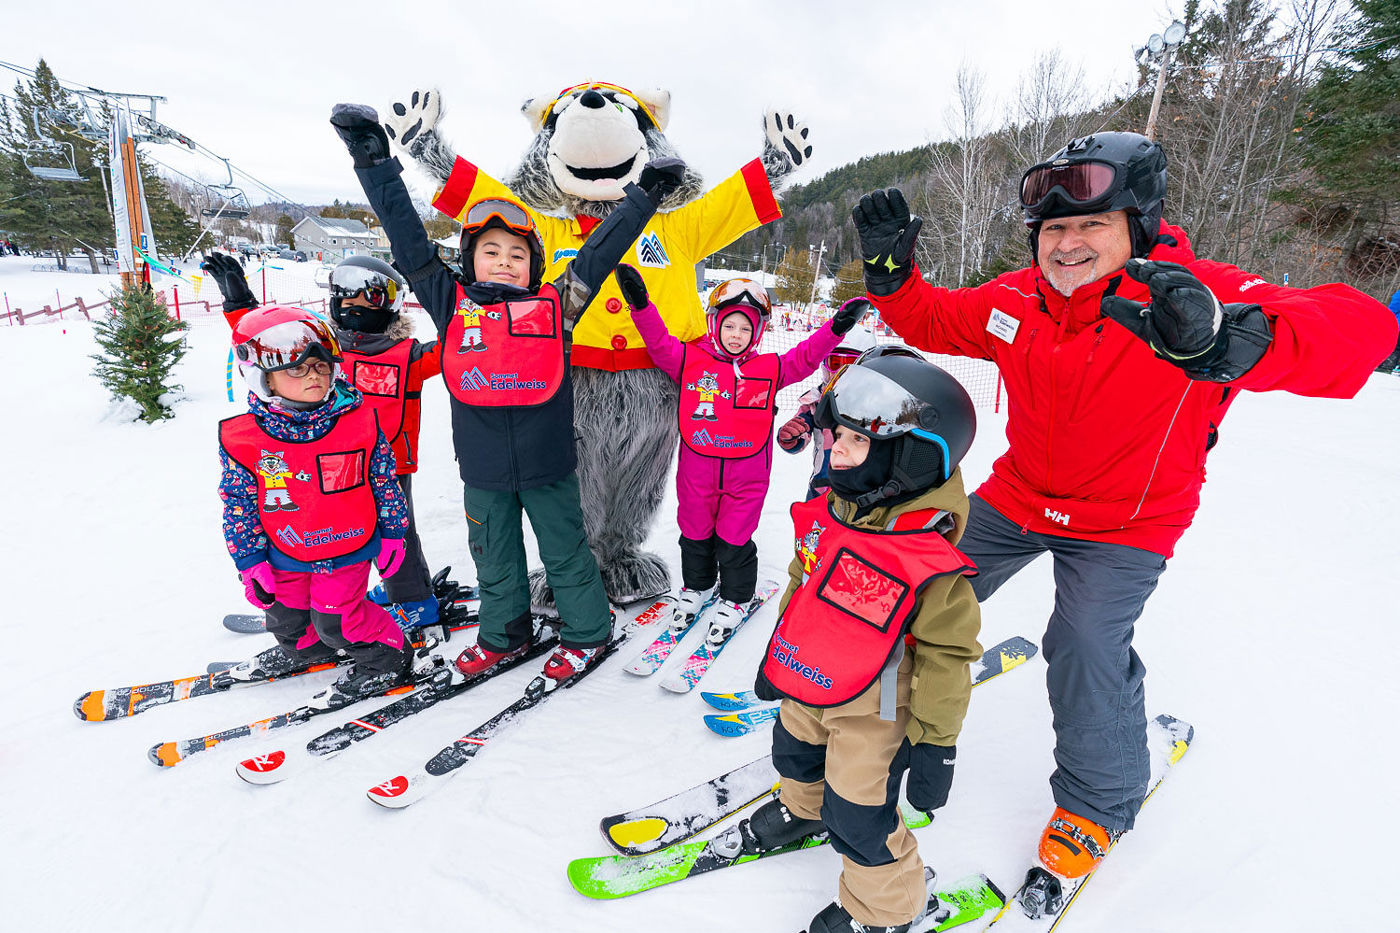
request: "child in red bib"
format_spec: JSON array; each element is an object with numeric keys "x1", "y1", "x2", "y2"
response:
[
  {"x1": 616, "y1": 266, "x2": 868, "y2": 639},
  {"x1": 741, "y1": 350, "x2": 983, "y2": 933},
  {"x1": 218, "y1": 306, "x2": 417, "y2": 706}
]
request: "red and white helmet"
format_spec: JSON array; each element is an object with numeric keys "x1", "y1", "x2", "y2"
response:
[
  {"x1": 705, "y1": 277, "x2": 771, "y2": 359},
  {"x1": 231, "y1": 305, "x2": 342, "y2": 401}
]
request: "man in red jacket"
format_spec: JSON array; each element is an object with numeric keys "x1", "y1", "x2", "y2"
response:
[{"x1": 852, "y1": 132, "x2": 1397, "y2": 884}]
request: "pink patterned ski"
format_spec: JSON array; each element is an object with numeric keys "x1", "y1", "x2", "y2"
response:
[
  {"x1": 659, "y1": 581, "x2": 780, "y2": 694},
  {"x1": 624, "y1": 591, "x2": 719, "y2": 676}
]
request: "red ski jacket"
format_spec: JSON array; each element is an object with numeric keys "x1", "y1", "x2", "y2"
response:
[{"x1": 872, "y1": 222, "x2": 1397, "y2": 557}]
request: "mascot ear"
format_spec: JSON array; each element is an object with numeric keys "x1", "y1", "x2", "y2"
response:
[
  {"x1": 634, "y1": 88, "x2": 671, "y2": 132},
  {"x1": 521, "y1": 93, "x2": 556, "y2": 129}
]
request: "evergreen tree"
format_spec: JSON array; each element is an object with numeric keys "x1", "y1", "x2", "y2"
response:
[
  {"x1": 773, "y1": 248, "x2": 817, "y2": 307},
  {"x1": 90, "y1": 284, "x2": 189, "y2": 422},
  {"x1": 829, "y1": 257, "x2": 866, "y2": 305},
  {"x1": 275, "y1": 213, "x2": 296, "y2": 249}
]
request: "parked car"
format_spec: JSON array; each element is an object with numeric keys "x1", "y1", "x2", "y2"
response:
[{"x1": 278, "y1": 249, "x2": 308, "y2": 262}]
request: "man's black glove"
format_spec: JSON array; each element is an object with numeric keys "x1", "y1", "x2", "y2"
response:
[
  {"x1": 830, "y1": 297, "x2": 872, "y2": 336},
  {"x1": 1102, "y1": 258, "x2": 1273, "y2": 383},
  {"x1": 330, "y1": 103, "x2": 391, "y2": 169},
  {"x1": 638, "y1": 158, "x2": 687, "y2": 207},
  {"x1": 852, "y1": 188, "x2": 922, "y2": 296},
  {"x1": 906, "y1": 743, "x2": 956, "y2": 818},
  {"x1": 200, "y1": 252, "x2": 257, "y2": 314},
  {"x1": 614, "y1": 263, "x2": 650, "y2": 310}
]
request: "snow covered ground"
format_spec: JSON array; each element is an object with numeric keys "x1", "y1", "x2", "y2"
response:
[{"x1": 3, "y1": 255, "x2": 1397, "y2": 931}]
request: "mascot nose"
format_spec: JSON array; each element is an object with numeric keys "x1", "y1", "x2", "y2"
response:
[{"x1": 579, "y1": 90, "x2": 606, "y2": 109}]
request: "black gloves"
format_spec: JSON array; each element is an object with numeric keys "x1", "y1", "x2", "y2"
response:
[
  {"x1": 1101, "y1": 258, "x2": 1273, "y2": 383},
  {"x1": 614, "y1": 263, "x2": 649, "y2": 310},
  {"x1": 830, "y1": 297, "x2": 872, "y2": 336},
  {"x1": 330, "y1": 103, "x2": 391, "y2": 169},
  {"x1": 852, "y1": 188, "x2": 922, "y2": 296},
  {"x1": 200, "y1": 252, "x2": 257, "y2": 314},
  {"x1": 638, "y1": 158, "x2": 687, "y2": 207},
  {"x1": 906, "y1": 743, "x2": 956, "y2": 817}
]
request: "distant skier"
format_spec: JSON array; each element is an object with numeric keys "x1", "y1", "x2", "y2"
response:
[
  {"x1": 616, "y1": 270, "x2": 861, "y2": 642},
  {"x1": 328, "y1": 102, "x2": 684, "y2": 687},
  {"x1": 738, "y1": 352, "x2": 982, "y2": 933},
  {"x1": 202, "y1": 251, "x2": 446, "y2": 629},
  {"x1": 219, "y1": 306, "x2": 416, "y2": 706},
  {"x1": 852, "y1": 131, "x2": 1397, "y2": 883}
]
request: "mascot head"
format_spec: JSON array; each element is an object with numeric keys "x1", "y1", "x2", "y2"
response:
[{"x1": 509, "y1": 81, "x2": 704, "y2": 218}]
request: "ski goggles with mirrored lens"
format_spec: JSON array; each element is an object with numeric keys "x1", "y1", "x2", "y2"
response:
[
  {"x1": 1020, "y1": 160, "x2": 1120, "y2": 212},
  {"x1": 329, "y1": 265, "x2": 398, "y2": 310},
  {"x1": 815, "y1": 362, "x2": 935, "y2": 439},
  {"x1": 824, "y1": 349, "x2": 863, "y2": 375},
  {"x1": 708, "y1": 278, "x2": 771, "y2": 315},
  {"x1": 463, "y1": 198, "x2": 537, "y2": 238},
  {"x1": 236, "y1": 318, "x2": 343, "y2": 372}
]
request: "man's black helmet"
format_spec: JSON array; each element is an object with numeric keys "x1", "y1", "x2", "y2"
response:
[
  {"x1": 813, "y1": 354, "x2": 977, "y2": 507},
  {"x1": 1020, "y1": 131, "x2": 1168, "y2": 259}
]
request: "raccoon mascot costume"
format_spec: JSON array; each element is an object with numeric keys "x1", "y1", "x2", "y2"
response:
[{"x1": 381, "y1": 84, "x2": 810, "y2": 607}]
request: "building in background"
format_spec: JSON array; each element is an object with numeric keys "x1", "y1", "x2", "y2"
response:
[{"x1": 291, "y1": 216, "x2": 378, "y2": 263}]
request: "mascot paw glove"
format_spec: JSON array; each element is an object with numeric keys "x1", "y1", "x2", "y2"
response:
[
  {"x1": 852, "y1": 188, "x2": 922, "y2": 297},
  {"x1": 776, "y1": 416, "x2": 812, "y2": 453},
  {"x1": 906, "y1": 743, "x2": 956, "y2": 817},
  {"x1": 830, "y1": 297, "x2": 873, "y2": 336},
  {"x1": 199, "y1": 252, "x2": 257, "y2": 312},
  {"x1": 375, "y1": 538, "x2": 406, "y2": 579},
  {"x1": 330, "y1": 104, "x2": 391, "y2": 168},
  {"x1": 384, "y1": 88, "x2": 441, "y2": 153},
  {"x1": 638, "y1": 158, "x2": 687, "y2": 206},
  {"x1": 614, "y1": 263, "x2": 651, "y2": 311},
  {"x1": 240, "y1": 562, "x2": 276, "y2": 610},
  {"x1": 764, "y1": 111, "x2": 813, "y2": 167},
  {"x1": 1102, "y1": 258, "x2": 1272, "y2": 383}
]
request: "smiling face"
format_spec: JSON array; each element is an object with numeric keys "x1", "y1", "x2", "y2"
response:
[
  {"x1": 1036, "y1": 210, "x2": 1134, "y2": 298},
  {"x1": 472, "y1": 228, "x2": 532, "y2": 288},
  {"x1": 829, "y1": 425, "x2": 871, "y2": 470},
  {"x1": 719, "y1": 312, "x2": 754, "y2": 355},
  {"x1": 543, "y1": 88, "x2": 652, "y2": 203}
]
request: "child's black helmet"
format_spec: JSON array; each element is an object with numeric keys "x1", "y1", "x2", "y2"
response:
[{"x1": 813, "y1": 354, "x2": 977, "y2": 507}]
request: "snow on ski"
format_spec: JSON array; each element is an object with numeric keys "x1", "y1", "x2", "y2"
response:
[
  {"x1": 659, "y1": 580, "x2": 779, "y2": 693},
  {"x1": 148, "y1": 655, "x2": 452, "y2": 767},
  {"x1": 235, "y1": 626, "x2": 562, "y2": 786},
  {"x1": 599, "y1": 635, "x2": 1040, "y2": 856},
  {"x1": 365, "y1": 601, "x2": 667, "y2": 809},
  {"x1": 73, "y1": 647, "x2": 347, "y2": 722},
  {"x1": 624, "y1": 591, "x2": 718, "y2": 676},
  {"x1": 571, "y1": 798, "x2": 941, "y2": 898},
  {"x1": 977, "y1": 714, "x2": 1194, "y2": 932}
]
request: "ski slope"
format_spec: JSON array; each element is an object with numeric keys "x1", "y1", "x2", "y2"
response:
[{"x1": 2, "y1": 259, "x2": 1397, "y2": 931}]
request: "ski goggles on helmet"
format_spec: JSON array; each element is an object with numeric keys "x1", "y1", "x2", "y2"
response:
[
  {"x1": 707, "y1": 278, "x2": 771, "y2": 315},
  {"x1": 815, "y1": 363, "x2": 955, "y2": 479},
  {"x1": 1020, "y1": 160, "x2": 1120, "y2": 214},
  {"x1": 823, "y1": 349, "x2": 863, "y2": 377},
  {"x1": 462, "y1": 198, "x2": 537, "y2": 238},
  {"x1": 236, "y1": 317, "x2": 343, "y2": 373},
  {"x1": 329, "y1": 264, "x2": 399, "y2": 311}
]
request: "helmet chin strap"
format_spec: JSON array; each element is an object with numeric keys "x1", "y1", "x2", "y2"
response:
[{"x1": 853, "y1": 478, "x2": 905, "y2": 510}]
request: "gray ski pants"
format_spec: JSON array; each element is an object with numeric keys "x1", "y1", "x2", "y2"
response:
[{"x1": 960, "y1": 495, "x2": 1167, "y2": 831}]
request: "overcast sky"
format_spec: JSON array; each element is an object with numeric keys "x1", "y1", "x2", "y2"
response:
[{"x1": 3, "y1": 0, "x2": 1182, "y2": 209}]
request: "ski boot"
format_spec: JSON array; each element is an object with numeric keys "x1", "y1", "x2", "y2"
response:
[
  {"x1": 387, "y1": 596, "x2": 440, "y2": 630},
  {"x1": 713, "y1": 795, "x2": 826, "y2": 859},
  {"x1": 312, "y1": 641, "x2": 437, "y2": 711},
  {"x1": 1037, "y1": 806, "x2": 1120, "y2": 879},
  {"x1": 224, "y1": 644, "x2": 337, "y2": 684},
  {"x1": 455, "y1": 640, "x2": 529, "y2": 677},
  {"x1": 540, "y1": 644, "x2": 603, "y2": 689},
  {"x1": 671, "y1": 586, "x2": 716, "y2": 628},
  {"x1": 704, "y1": 599, "x2": 747, "y2": 645},
  {"x1": 806, "y1": 900, "x2": 913, "y2": 933}
]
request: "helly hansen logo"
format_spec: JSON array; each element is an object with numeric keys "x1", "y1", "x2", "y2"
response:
[
  {"x1": 636, "y1": 232, "x2": 670, "y2": 269},
  {"x1": 460, "y1": 367, "x2": 490, "y2": 391},
  {"x1": 1045, "y1": 508, "x2": 1071, "y2": 526}
]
